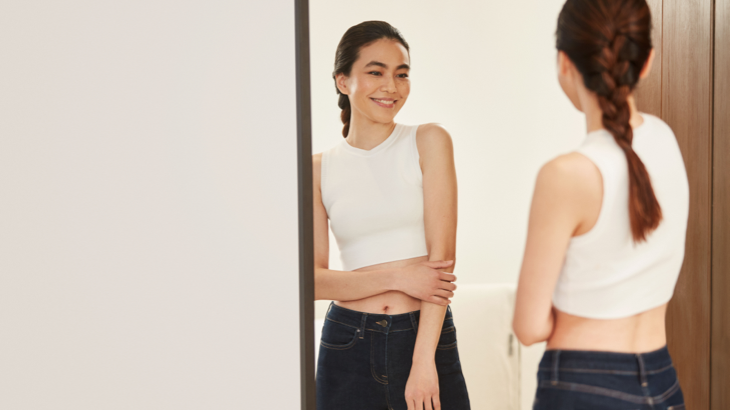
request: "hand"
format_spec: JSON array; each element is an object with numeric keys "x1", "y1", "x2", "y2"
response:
[
  {"x1": 405, "y1": 359, "x2": 441, "y2": 410},
  {"x1": 396, "y1": 261, "x2": 456, "y2": 306}
]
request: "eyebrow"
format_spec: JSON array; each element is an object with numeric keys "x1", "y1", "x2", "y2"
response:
[{"x1": 364, "y1": 61, "x2": 410, "y2": 70}]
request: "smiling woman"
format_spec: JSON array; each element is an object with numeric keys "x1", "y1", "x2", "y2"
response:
[{"x1": 312, "y1": 21, "x2": 470, "y2": 410}]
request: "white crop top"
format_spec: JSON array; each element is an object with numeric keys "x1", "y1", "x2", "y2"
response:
[
  {"x1": 553, "y1": 114, "x2": 690, "y2": 319},
  {"x1": 321, "y1": 123, "x2": 428, "y2": 271}
]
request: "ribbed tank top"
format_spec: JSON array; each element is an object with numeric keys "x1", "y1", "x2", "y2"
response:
[
  {"x1": 321, "y1": 123, "x2": 428, "y2": 271},
  {"x1": 553, "y1": 114, "x2": 690, "y2": 319}
]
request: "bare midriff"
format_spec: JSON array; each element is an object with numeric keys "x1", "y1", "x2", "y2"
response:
[
  {"x1": 335, "y1": 255, "x2": 429, "y2": 315},
  {"x1": 547, "y1": 303, "x2": 668, "y2": 353}
]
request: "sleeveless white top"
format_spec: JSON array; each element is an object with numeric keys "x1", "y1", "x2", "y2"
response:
[
  {"x1": 321, "y1": 123, "x2": 428, "y2": 271},
  {"x1": 552, "y1": 114, "x2": 690, "y2": 319}
]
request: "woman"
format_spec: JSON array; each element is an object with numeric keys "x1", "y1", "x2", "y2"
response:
[
  {"x1": 313, "y1": 21, "x2": 470, "y2": 410},
  {"x1": 513, "y1": 1, "x2": 689, "y2": 409}
]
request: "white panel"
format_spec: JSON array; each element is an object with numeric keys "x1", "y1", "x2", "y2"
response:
[{"x1": 0, "y1": 1, "x2": 300, "y2": 408}]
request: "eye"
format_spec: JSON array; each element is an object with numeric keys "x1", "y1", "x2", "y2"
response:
[
  {"x1": 368, "y1": 71, "x2": 382, "y2": 76},
  {"x1": 397, "y1": 73, "x2": 409, "y2": 78}
]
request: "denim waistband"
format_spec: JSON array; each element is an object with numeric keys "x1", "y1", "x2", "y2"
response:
[
  {"x1": 324, "y1": 302, "x2": 453, "y2": 336},
  {"x1": 539, "y1": 346, "x2": 674, "y2": 390},
  {"x1": 539, "y1": 346, "x2": 673, "y2": 374}
]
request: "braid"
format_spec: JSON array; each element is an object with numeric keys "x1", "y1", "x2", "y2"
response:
[
  {"x1": 595, "y1": 32, "x2": 662, "y2": 242},
  {"x1": 338, "y1": 93, "x2": 351, "y2": 138},
  {"x1": 557, "y1": 0, "x2": 662, "y2": 242}
]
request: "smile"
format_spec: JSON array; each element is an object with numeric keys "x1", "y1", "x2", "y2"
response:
[{"x1": 371, "y1": 98, "x2": 396, "y2": 108}]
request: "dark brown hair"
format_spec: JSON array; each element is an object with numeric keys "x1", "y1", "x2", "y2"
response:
[
  {"x1": 557, "y1": 0, "x2": 661, "y2": 242},
  {"x1": 333, "y1": 21, "x2": 410, "y2": 138}
]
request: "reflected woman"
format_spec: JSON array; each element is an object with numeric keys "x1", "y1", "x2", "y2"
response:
[
  {"x1": 313, "y1": 21, "x2": 470, "y2": 410},
  {"x1": 513, "y1": 0, "x2": 688, "y2": 408}
]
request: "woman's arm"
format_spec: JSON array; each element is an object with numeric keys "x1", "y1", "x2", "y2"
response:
[
  {"x1": 312, "y1": 153, "x2": 456, "y2": 304},
  {"x1": 512, "y1": 152, "x2": 603, "y2": 346},
  {"x1": 405, "y1": 124, "x2": 458, "y2": 410}
]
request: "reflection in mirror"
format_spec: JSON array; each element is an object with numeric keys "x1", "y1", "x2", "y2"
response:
[{"x1": 310, "y1": 1, "x2": 584, "y2": 409}]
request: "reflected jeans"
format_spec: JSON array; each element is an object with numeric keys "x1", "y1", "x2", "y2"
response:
[
  {"x1": 534, "y1": 347, "x2": 684, "y2": 409},
  {"x1": 316, "y1": 302, "x2": 470, "y2": 410}
]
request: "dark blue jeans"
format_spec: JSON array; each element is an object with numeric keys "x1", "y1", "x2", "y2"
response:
[
  {"x1": 316, "y1": 302, "x2": 470, "y2": 410},
  {"x1": 534, "y1": 347, "x2": 684, "y2": 410}
]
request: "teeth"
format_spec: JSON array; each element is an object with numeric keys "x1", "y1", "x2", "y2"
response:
[{"x1": 373, "y1": 99, "x2": 395, "y2": 104}]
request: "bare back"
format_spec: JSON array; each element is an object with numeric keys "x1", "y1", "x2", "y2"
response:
[{"x1": 548, "y1": 305, "x2": 668, "y2": 353}]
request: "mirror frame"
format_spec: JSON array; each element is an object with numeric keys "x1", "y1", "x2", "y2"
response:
[{"x1": 295, "y1": 0, "x2": 316, "y2": 409}]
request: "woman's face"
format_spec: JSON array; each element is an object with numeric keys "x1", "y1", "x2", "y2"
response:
[{"x1": 336, "y1": 38, "x2": 411, "y2": 125}]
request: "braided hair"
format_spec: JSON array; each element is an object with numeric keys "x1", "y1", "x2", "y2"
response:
[
  {"x1": 333, "y1": 21, "x2": 410, "y2": 138},
  {"x1": 557, "y1": 0, "x2": 662, "y2": 242}
]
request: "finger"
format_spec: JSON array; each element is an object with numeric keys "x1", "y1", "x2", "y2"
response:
[
  {"x1": 417, "y1": 398, "x2": 425, "y2": 410},
  {"x1": 439, "y1": 272, "x2": 457, "y2": 283},
  {"x1": 438, "y1": 271, "x2": 456, "y2": 282},
  {"x1": 432, "y1": 395, "x2": 442, "y2": 410},
  {"x1": 424, "y1": 396, "x2": 433, "y2": 410},
  {"x1": 425, "y1": 260, "x2": 454, "y2": 269},
  {"x1": 406, "y1": 397, "x2": 415, "y2": 410},
  {"x1": 436, "y1": 289, "x2": 454, "y2": 299},
  {"x1": 435, "y1": 278, "x2": 456, "y2": 290},
  {"x1": 439, "y1": 280, "x2": 457, "y2": 291},
  {"x1": 430, "y1": 296, "x2": 450, "y2": 306}
]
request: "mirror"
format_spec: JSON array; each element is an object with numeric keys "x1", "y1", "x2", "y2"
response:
[{"x1": 307, "y1": 1, "x2": 602, "y2": 408}]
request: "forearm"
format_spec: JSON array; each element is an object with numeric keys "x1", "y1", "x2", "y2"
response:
[
  {"x1": 413, "y1": 301, "x2": 447, "y2": 363},
  {"x1": 314, "y1": 267, "x2": 399, "y2": 302},
  {"x1": 413, "y1": 253, "x2": 454, "y2": 362}
]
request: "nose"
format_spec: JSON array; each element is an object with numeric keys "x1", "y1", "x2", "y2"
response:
[{"x1": 381, "y1": 75, "x2": 397, "y2": 93}]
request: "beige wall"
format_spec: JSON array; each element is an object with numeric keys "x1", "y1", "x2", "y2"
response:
[{"x1": 0, "y1": 2, "x2": 300, "y2": 408}]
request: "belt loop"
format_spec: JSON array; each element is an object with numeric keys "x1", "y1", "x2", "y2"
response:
[
  {"x1": 636, "y1": 353, "x2": 648, "y2": 387},
  {"x1": 409, "y1": 312, "x2": 419, "y2": 334},
  {"x1": 551, "y1": 350, "x2": 561, "y2": 385},
  {"x1": 325, "y1": 301, "x2": 334, "y2": 318},
  {"x1": 359, "y1": 313, "x2": 368, "y2": 339}
]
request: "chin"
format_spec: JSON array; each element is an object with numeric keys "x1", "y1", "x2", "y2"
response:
[{"x1": 368, "y1": 111, "x2": 399, "y2": 125}]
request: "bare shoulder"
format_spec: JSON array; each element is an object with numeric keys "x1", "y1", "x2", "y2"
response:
[
  {"x1": 416, "y1": 123, "x2": 452, "y2": 146},
  {"x1": 415, "y1": 123, "x2": 454, "y2": 162},
  {"x1": 541, "y1": 152, "x2": 597, "y2": 178},
  {"x1": 537, "y1": 152, "x2": 602, "y2": 204}
]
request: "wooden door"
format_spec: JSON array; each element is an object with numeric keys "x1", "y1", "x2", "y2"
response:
[{"x1": 636, "y1": 1, "x2": 729, "y2": 409}]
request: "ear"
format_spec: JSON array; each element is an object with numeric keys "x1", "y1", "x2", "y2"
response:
[
  {"x1": 557, "y1": 51, "x2": 570, "y2": 77},
  {"x1": 639, "y1": 48, "x2": 655, "y2": 80},
  {"x1": 557, "y1": 50, "x2": 580, "y2": 81},
  {"x1": 335, "y1": 73, "x2": 349, "y2": 95}
]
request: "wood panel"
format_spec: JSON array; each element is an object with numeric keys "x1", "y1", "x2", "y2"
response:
[
  {"x1": 712, "y1": 0, "x2": 730, "y2": 408},
  {"x1": 635, "y1": 0, "x2": 663, "y2": 116},
  {"x1": 662, "y1": 1, "x2": 714, "y2": 409}
]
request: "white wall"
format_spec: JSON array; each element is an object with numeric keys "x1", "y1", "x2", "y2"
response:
[
  {"x1": 310, "y1": 0, "x2": 586, "y2": 300},
  {"x1": 0, "y1": 2, "x2": 300, "y2": 409}
]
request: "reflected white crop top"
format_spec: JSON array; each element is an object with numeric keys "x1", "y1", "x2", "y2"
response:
[
  {"x1": 553, "y1": 114, "x2": 690, "y2": 319},
  {"x1": 321, "y1": 124, "x2": 428, "y2": 271}
]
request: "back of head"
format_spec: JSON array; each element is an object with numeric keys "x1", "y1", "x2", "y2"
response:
[
  {"x1": 556, "y1": 0, "x2": 661, "y2": 242},
  {"x1": 333, "y1": 21, "x2": 409, "y2": 138}
]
